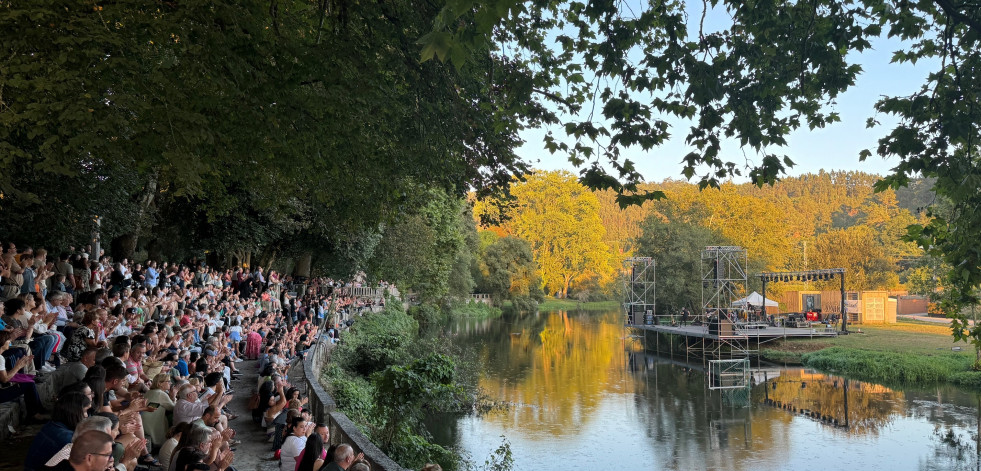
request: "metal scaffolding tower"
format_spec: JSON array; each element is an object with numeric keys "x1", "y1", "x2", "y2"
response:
[
  {"x1": 624, "y1": 257, "x2": 655, "y2": 325},
  {"x1": 701, "y1": 246, "x2": 748, "y2": 317}
]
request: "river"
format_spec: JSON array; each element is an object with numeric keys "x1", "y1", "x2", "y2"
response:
[{"x1": 428, "y1": 309, "x2": 981, "y2": 471}]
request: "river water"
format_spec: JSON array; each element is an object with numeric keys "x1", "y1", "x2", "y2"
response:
[{"x1": 429, "y1": 309, "x2": 981, "y2": 471}]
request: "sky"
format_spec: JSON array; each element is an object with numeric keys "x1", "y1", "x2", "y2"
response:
[{"x1": 514, "y1": 2, "x2": 937, "y2": 184}]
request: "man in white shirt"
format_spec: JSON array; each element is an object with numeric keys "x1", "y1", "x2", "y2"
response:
[{"x1": 173, "y1": 384, "x2": 211, "y2": 425}]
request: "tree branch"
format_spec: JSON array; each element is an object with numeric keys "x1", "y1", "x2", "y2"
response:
[
  {"x1": 933, "y1": 0, "x2": 981, "y2": 35},
  {"x1": 532, "y1": 88, "x2": 576, "y2": 111}
]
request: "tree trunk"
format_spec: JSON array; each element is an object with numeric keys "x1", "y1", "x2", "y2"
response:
[
  {"x1": 111, "y1": 233, "x2": 138, "y2": 260},
  {"x1": 146, "y1": 239, "x2": 163, "y2": 262},
  {"x1": 111, "y1": 171, "x2": 159, "y2": 262},
  {"x1": 295, "y1": 252, "x2": 313, "y2": 278}
]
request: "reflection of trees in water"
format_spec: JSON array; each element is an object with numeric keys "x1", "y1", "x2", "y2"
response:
[
  {"x1": 762, "y1": 369, "x2": 904, "y2": 435},
  {"x1": 461, "y1": 310, "x2": 638, "y2": 434},
  {"x1": 630, "y1": 357, "x2": 794, "y2": 471},
  {"x1": 920, "y1": 425, "x2": 980, "y2": 471},
  {"x1": 444, "y1": 311, "x2": 981, "y2": 470},
  {"x1": 919, "y1": 395, "x2": 981, "y2": 471}
]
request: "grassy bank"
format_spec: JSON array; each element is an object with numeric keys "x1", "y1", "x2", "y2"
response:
[
  {"x1": 535, "y1": 298, "x2": 620, "y2": 311},
  {"x1": 762, "y1": 321, "x2": 981, "y2": 387}
]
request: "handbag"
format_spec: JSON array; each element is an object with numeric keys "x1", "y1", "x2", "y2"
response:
[{"x1": 247, "y1": 391, "x2": 260, "y2": 410}]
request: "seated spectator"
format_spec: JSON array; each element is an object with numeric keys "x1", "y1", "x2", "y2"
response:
[
  {"x1": 64, "y1": 311, "x2": 104, "y2": 363},
  {"x1": 321, "y1": 444, "x2": 363, "y2": 471},
  {"x1": 57, "y1": 430, "x2": 114, "y2": 471},
  {"x1": 40, "y1": 347, "x2": 97, "y2": 409},
  {"x1": 280, "y1": 417, "x2": 312, "y2": 471},
  {"x1": 295, "y1": 432, "x2": 325, "y2": 471},
  {"x1": 166, "y1": 425, "x2": 212, "y2": 471},
  {"x1": 159, "y1": 422, "x2": 193, "y2": 470},
  {"x1": 143, "y1": 373, "x2": 177, "y2": 451},
  {"x1": 173, "y1": 384, "x2": 210, "y2": 426},
  {"x1": 0, "y1": 329, "x2": 45, "y2": 420},
  {"x1": 26, "y1": 391, "x2": 92, "y2": 470},
  {"x1": 42, "y1": 415, "x2": 112, "y2": 469}
]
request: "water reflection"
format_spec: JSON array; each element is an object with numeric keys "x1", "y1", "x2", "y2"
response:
[{"x1": 433, "y1": 310, "x2": 981, "y2": 470}]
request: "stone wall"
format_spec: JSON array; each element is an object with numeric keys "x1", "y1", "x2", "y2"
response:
[{"x1": 300, "y1": 338, "x2": 411, "y2": 471}]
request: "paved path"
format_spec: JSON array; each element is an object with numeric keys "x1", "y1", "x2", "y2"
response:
[
  {"x1": 227, "y1": 360, "x2": 280, "y2": 471},
  {"x1": 898, "y1": 314, "x2": 976, "y2": 326}
]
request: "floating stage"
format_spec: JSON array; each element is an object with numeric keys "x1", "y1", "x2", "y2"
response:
[{"x1": 629, "y1": 320, "x2": 839, "y2": 360}]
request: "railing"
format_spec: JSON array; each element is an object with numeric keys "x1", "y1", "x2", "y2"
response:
[
  {"x1": 300, "y1": 337, "x2": 410, "y2": 471},
  {"x1": 470, "y1": 293, "x2": 493, "y2": 304}
]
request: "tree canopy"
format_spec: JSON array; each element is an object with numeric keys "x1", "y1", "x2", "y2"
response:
[{"x1": 0, "y1": 0, "x2": 532, "y2": 270}]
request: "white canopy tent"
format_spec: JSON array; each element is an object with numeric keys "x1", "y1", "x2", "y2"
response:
[{"x1": 732, "y1": 291, "x2": 778, "y2": 308}]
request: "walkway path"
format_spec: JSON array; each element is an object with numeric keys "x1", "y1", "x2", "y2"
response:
[
  {"x1": 898, "y1": 314, "x2": 975, "y2": 326},
  {"x1": 225, "y1": 359, "x2": 279, "y2": 471}
]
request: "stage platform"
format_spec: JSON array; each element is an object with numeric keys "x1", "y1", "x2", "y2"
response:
[{"x1": 629, "y1": 322, "x2": 840, "y2": 341}]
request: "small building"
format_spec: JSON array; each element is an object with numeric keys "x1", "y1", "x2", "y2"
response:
[
  {"x1": 779, "y1": 290, "x2": 896, "y2": 324},
  {"x1": 897, "y1": 295, "x2": 929, "y2": 315}
]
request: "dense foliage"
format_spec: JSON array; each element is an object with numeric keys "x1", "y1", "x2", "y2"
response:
[
  {"x1": 325, "y1": 301, "x2": 477, "y2": 470},
  {"x1": 0, "y1": 0, "x2": 530, "y2": 270}
]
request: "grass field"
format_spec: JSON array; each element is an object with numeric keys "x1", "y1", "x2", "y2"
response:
[{"x1": 762, "y1": 320, "x2": 981, "y2": 386}]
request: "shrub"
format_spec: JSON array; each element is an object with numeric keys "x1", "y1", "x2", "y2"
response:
[
  {"x1": 409, "y1": 304, "x2": 446, "y2": 326},
  {"x1": 333, "y1": 305, "x2": 419, "y2": 376},
  {"x1": 323, "y1": 365, "x2": 374, "y2": 423},
  {"x1": 444, "y1": 300, "x2": 502, "y2": 319}
]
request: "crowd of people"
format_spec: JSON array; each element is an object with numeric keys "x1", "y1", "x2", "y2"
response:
[{"x1": 0, "y1": 242, "x2": 398, "y2": 471}]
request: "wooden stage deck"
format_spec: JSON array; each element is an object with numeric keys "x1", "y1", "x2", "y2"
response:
[{"x1": 629, "y1": 323, "x2": 840, "y2": 341}]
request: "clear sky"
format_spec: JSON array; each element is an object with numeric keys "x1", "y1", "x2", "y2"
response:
[{"x1": 515, "y1": 3, "x2": 936, "y2": 183}]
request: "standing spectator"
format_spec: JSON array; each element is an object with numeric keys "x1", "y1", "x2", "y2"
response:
[
  {"x1": 145, "y1": 261, "x2": 160, "y2": 289},
  {"x1": 55, "y1": 252, "x2": 75, "y2": 294}
]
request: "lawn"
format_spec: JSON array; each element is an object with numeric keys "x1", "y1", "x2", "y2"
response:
[
  {"x1": 767, "y1": 322, "x2": 962, "y2": 356},
  {"x1": 762, "y1": 320, "x2": 981, "y2": 386}
]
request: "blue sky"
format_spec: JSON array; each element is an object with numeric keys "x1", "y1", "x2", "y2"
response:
[{"x1": 514, "y1": 3, "x2": 936, "y2": 183}]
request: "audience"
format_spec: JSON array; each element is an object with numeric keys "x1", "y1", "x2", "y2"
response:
[{"x1": 0, "y1": 247, "x2": 394, "y2": 471}]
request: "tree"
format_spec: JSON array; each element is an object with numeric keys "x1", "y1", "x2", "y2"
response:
[
  {"x1": 0, "y1": 0, "x2": 533, "y2": 264},
  {"x1": 810, "y1": 226, "x2": 899, "y2": 290},
  {"x1": 480, "y1": 236, "x2": 543, "y2": 309},
  {"x1": 369, "y1": 191, "x2": 473, "y2": 303},
  {"x1": 635, "y1": 205, "x2": 722, "y2": 315},
  {"x1": 502, "y1": 171, "x2": 614, "y2": 298}
]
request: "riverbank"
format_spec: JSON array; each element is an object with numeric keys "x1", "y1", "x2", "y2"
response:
[
  {"x1": 762, "y1": 320, "x2": 981, "y2": 387},
  {"x1": 534, "y1": 298, "x2": 620, "y2": 311}
]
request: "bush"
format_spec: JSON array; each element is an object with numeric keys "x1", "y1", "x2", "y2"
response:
[
  {"x1": 333, "y1": 305, "x2": 419, "y2": 377},
  {"x1": 445, "y1": 300, "x2": 502, "y2": 319},
  {"x1": 322, "y1": 365, "x2": 374, "y2": 423},
  {"x1": 385, "y1": 434, "x2": 460, "y2": 471},
  {"x1": 409, "y1": 304, "x2": 446, "y2": 326},
  {"x1": 949, "y1": 371, "x2": 981, "y2": 388}
]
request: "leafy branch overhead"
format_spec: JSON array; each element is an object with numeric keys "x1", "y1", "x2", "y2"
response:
[
  {"x1": 420, "y1": 0, "x2": 980, "y2": 336},
  {"x1": 421, "y1": 0, "x2": 890, "y2": 196}
]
